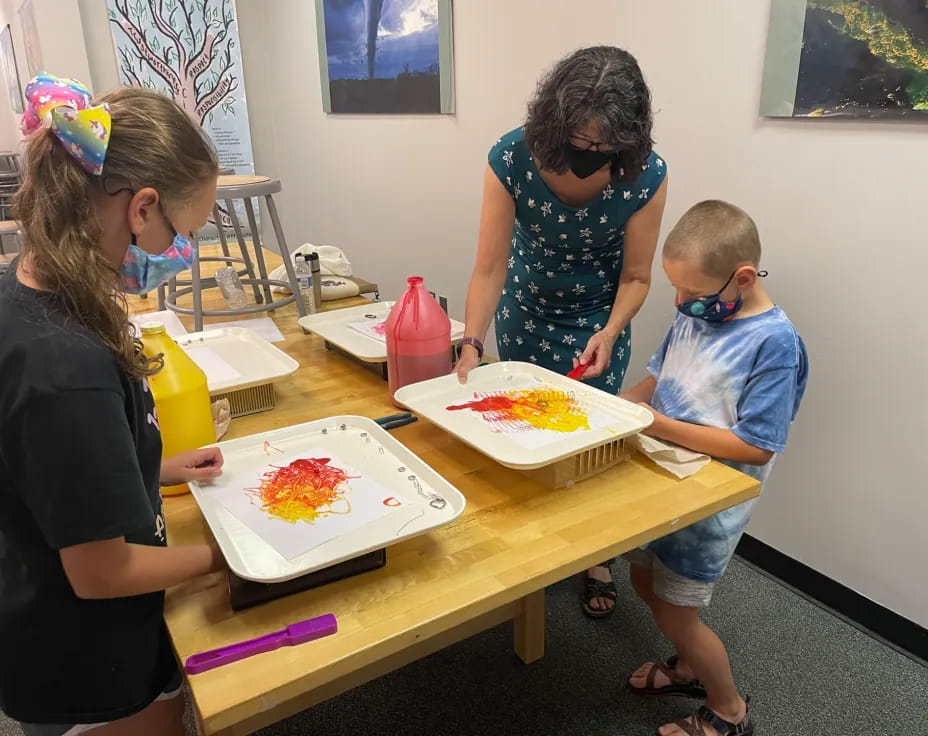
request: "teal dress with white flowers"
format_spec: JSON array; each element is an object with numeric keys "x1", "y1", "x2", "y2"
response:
[{"x1": 489, "y1": 127, "x2": 666, "y2": 393}]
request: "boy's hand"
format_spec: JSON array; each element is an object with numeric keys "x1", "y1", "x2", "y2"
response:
[
  {"x1": 638, "y1": 402, "x2": 668, "y2": 438},
  {"x1": 161, "y1": 447, "x2": 224, "y2": 487}
]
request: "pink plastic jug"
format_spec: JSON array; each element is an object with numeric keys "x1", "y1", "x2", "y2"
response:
[{"x1": 386, "y1": 276, "x2": 452, "y2": 407}]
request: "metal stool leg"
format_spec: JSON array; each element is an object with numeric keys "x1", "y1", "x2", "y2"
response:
[
  {"x1": 265, "y1": 194, "x2": 305, "y2": 318},
  {"x1": 243, "y1": 198, "x2": 274, "y2": 306},
  {"x1": 190, "y1": 240, "x2": 204, "y2": 332},
  {"x1": 214, "y1": 206, "x2": 232, "y2": 261}
]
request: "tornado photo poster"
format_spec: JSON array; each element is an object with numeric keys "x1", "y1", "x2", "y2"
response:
[{"x1": 316, "y1": 0, "x2": 454, "y2": 114}]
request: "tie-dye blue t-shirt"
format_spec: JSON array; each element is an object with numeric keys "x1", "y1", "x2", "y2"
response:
[{"x1": 644, "y1": 306, "x2": 809, "y2": 582}]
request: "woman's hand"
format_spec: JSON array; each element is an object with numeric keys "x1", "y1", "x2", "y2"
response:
[
  {"x1": 454, "y1": 346, "x2": 481, "y2": 384},
  {"x1": 161, "y1": 447, "x2": 224, "y2": 487},
  {"x1": 573, "y1": 329, "x2": 618, "y2": 379}
]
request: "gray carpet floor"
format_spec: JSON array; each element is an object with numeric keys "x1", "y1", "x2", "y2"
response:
[{"x1": 2, "y1": 558, "x2": 925, "y2": 735}]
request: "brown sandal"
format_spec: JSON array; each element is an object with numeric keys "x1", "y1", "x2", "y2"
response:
[
  {"x1": 628, "y1": 655, "x2": 707, "y2": 699},
  {"x1": 667, "y1": 700, "x2": 753, "y2": 736},
  {"x1": 581, "y1": 576, "x2": 617, "y2": 619}
]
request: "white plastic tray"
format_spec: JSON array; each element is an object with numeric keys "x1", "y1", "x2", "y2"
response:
[
  {"x1": 175, "y1": 327, "x2": 298, "y2": 394},
  {"x1": 298, "y1": 301, "x2": 465, "y2": 362},
  {"x1": 187, "y1": 416, "x2": 466, "y2": 583},
  {"x1": 394, "y1": 362, "x2": 653, "y2": 470}
]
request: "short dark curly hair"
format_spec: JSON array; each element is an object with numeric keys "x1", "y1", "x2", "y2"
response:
[{"x1": 524, "y1": 46, "x2": 654, "y2": 183}]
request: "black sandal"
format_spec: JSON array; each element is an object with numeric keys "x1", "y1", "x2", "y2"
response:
[
  {"x1": 666, "y1": 699, "x2": 753, "y2": 736},
  {"x1": 628, "y1": 655, "x2": 707, "y2": 699},
  {"x1": 581, "y1": 574, "x2": 617, "y2": 619}
]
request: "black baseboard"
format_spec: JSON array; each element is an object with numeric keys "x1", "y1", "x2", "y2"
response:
[{"x1": 735, "y1": 534, "x2": 927, "y2": 665}]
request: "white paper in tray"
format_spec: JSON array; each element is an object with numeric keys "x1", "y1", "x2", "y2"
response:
[
  {"x1": 204, "y1": 317, "x2": 284, "y2": 343},
  {"x1": 298, "y1": 301, "x2": 465, "y2": 362},
  {"x1": 188, "y1": 416, "x2": 466, "y2": 583},
  {"x1": 394, "y1": 361, "x2": 653, "y2": 470},
  {"x1": 211, "y1": 449, "x2": 403, "y2": 559},
  {"x1": 175, "y1": 326, "x2": 298, "y2": 393},
  {"x1": 347, "y1": 319, "x2": 388, "y2": 342},
  {"x1": 183, "y1": 346, "x2": 242, "y2": 384}
]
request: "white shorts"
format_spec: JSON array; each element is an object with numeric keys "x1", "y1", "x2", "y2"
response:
[{"x1": 625, "y1": 548, "x2": 715, "y2": 608}]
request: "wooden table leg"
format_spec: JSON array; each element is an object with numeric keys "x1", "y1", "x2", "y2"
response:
[{"x1": 513, "y1": 589, "x2": 545, "y2": 664}]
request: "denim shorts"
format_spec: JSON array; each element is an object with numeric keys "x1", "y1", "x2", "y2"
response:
[
  {"x1": 624, "y1": 548, "x2": 715, "y2": 608},
  {"x1": 17, "y1": 668, "x2": 183, "y2": 736}
]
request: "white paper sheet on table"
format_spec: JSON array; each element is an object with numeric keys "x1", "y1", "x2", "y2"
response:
[
  {"x1": 629, "y1": 433, "x2": 710, "y2": 478},
  {"x1": 448, "y1": 377, "x2": 616, "y2": 450},
  {"x1": 207, "y1": 450, "x2": 405, "y2": 559},
  {"x1": 130, "y1": 310, "x2": 187, "y2": 338},
  {"x1": 204, "y1": 318, "x2": 284, "y2": 343},
  {"x1": 347, "y1": 319, "x2": 387, "y2": 342},
  {"x1": 182, "y1": 346, "x2": 242, "y2": 383}
]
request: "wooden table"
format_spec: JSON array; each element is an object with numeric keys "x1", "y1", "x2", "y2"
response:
[{"x1": 136, "y1": 275, "x2": 760, "y2": 735}]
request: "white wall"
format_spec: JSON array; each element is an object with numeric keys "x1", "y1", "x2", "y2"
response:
[
  {"x1": 46, "y1": 0, "x2": 928, "y2": 627},
  {"x1": 244, "y1": 0, "x2": 624, "y2": 312},
  {"x1": 0, "y1": 0, "x2": 91, "y2": 145},
  {"x1": 78, "y1": 0, "x2": 118, "y2": 93},
  {"x1": 245, "y1": 0, "x2": 928, "y2": 627},
  {"x1": 614, "y1": 1, "x2": 928, "y2": 627},
  {"x1": 0, "y1": 0, "x2": 20, "y2": 150}
]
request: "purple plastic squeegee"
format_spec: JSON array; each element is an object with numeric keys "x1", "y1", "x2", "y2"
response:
[{"x1": 185, "y1": 613, "x2": 338, "y2": 675}]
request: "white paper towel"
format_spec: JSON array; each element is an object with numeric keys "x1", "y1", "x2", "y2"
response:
[{"x1": 629, "y1": 433, "x2": 711, "y2": 479}]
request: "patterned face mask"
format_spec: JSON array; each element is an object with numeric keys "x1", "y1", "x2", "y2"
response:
[
  {"x1": 676, "y1": 271, "x2": 742, "y2": 323},
  {"x1": 116, "y1": 192, "x2": 194, "y2": 295},
  {"x1": 120, "y1": 208, "x2": 194, "y2": 297}
]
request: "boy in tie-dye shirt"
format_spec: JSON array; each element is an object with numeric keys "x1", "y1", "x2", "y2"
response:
[{"x1": 620, "y1": 201, "x2": 808, "y2": 736}]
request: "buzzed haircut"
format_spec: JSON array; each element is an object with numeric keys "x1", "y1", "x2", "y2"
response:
[{"x1": 663, "y1": 200, "x2": 761, "y2": 279}]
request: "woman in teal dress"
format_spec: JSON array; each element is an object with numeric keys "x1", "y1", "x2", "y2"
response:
[{"x1": 457, "y1": 47, "x2": 668, "y2": 617}]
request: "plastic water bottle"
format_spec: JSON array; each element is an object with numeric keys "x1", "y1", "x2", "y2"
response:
[
  {"x1": 139, "y1": 323, "x2": 216, "y2": 497},
  {"x1": 215, "y1": 265, "x2": 247, "y2": 309},
  {"x1": 294, "y1": 254, "x2": 316, "y2": 314},
  {"x1": 386, "y1": 276, "x2": 452, "y2": 407}
]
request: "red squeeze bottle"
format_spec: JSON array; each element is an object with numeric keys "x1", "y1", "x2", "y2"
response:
[{"x1": 385, "y1": 276, "x2": 452, "y2": 407}]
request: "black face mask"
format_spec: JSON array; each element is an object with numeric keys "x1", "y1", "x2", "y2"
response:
[{"x1": 565, "y1": 145, "x2": 619, "y2": 179}]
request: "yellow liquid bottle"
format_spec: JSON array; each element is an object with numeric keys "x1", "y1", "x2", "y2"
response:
[{"x1": 140, "y1": 323, "x2": 216, "y2": 496}]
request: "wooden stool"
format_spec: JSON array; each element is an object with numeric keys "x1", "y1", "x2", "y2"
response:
[{"x1": 162, "y1": 176, "x2": 305, "y2": 331}]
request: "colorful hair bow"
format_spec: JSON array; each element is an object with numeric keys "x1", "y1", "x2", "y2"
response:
[{"x1": 20, "y1": 73, "x2": 111, "y2": 176}]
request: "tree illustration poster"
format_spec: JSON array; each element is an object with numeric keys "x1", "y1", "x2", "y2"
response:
[
  {"x1": 761, "y1": 0, "x2": 928, "y2": 119},
  {"x1": 106, "y1": 0, "x2": 257, "y2": 189}
]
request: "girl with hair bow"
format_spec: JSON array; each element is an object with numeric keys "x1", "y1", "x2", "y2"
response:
[{"x1": 0, "y1": 74, "x2": 223, "y2": 735}]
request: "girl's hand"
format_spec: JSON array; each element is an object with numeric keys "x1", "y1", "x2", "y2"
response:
[
  {"x1": 454, "y1": 346, "x2": 481, "y2": 384},
  {"x1": 161, "y1": 447, "x2": 224, "y2": 487},
  {"x1": 574, "y1": 329, "x2": 618, "y2": 379}
]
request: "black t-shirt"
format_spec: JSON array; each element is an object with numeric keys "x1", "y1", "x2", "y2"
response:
[{"x1": 0, "y1": 267, "x2": 176, "y2": 723}]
